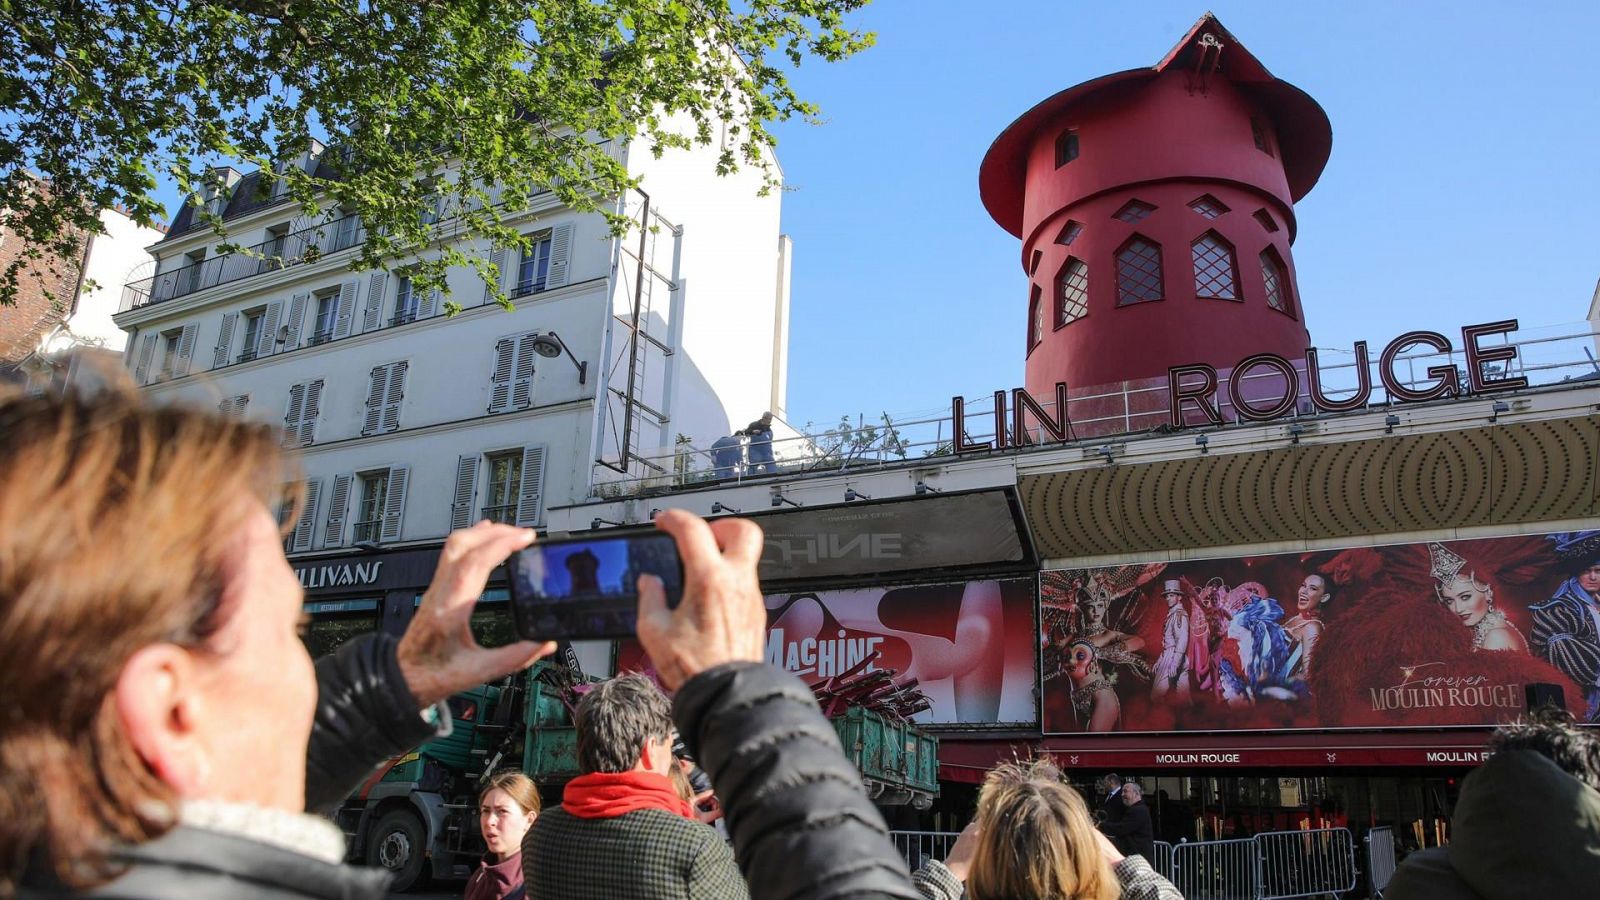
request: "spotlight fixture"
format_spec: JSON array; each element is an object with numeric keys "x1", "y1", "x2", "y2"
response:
[
  {"x1": 1490, "y1": 400, "x2": 1510, "y2": 423},
  {"x1": 590, "y1": 517, "x2": 622, "y2": 530},
  {"x1": 771, "y1": 493, "x2": 801, "y2": 508},
  {"x1": 1096, "y1": 445, "x2": 1115, "y2": 465},
  {"x1": 914, "y1": 480, "x2": 941, "y2": 495},
  {"x1": 1194, "y1": 434, "x2": 1209, "y2": 455},
  {"x1": 844, "y1": 487, "x2": 871, "y2": 502},
  {"x1": 1384, "y1": 413, "x2": 1400, "y2": 435},
  {"x1": 649, "y1": 508, "x2": 663, "y2": 520},
  {"x1": 1287, "y1": 422, "x2": 1306, "y2": 444},
  {"x1": 710, "y1": 502, "x2": 740, "y2": 514}
]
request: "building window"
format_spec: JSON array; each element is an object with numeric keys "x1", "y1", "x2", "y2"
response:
[
  {"x1": 1056, "y1": 257, "x2": 1089, "y2": 327},
  {"x1": 1028, "y1": 285, "x2": 1044, "y2": 354},
  {"x1": 1188, "y1": 195, "x2": 1230, "y2": 219},
  {"x1": 515, "y1": 232, "x2": 553, "y2": 297},
  {"x1": 182, "y1": 249, "x2": 206, "y2": 295},
  {"x1": 333, "y1": 209, "x2": 361, "y2": 251},
  {"x1": 392, "y1": 276, "x2": 418, "y2": 326},
  {"x1": 158, "y1": 329, "x2": 183, "y2": 381},
  {"x1": 264, "y1": 224, "x2": 290, "y2": 270},
  {"x1": 1260, "y1": 247, "x2": 1293, "y2": 316},
  {"x1": 1056, "y1": 220, "x2": 1084, "y2": 246},
  {"x1": 1055, "y1": 129, "x2": 1079, "y2": 168},
  {"x1": 1253, "y1": 209, "x2": 1280, "y2": 233},
  {"x1": 311, "y1": 290, "x2": 338, "y2": 344},
  {"x1": 483, "y1": 452, "x2": 523, "y2": 523},
  {"x1": 1114, "y1": 236, "x2": 1164, "y2": 306},
  {"x1": 354, "y1": 470, "x2": 389, "y2": 544},
  {"x1": 1251, "y1": 118, "x2": 1274, "y2": 156},
  {"x1": 1029, "y1": 249, "x2": 1043, "y2": 275},
  {"x1": 1191, "y1": 231, "x2": 1240, "y2": 301},
  {"x1": 1112, "y1": 200, "x2": 1155, "y2": 224},
  {"x1": 239, "y1": 309, "x2": 264, "y2": 362}
]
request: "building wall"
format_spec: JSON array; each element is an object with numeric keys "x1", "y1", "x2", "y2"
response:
[
  {"x1": 0, "y1": 217, "x2": 83, "y2": 368},
  {"x1": 66, "y1": 209, "x2": 164, "y2": 352}
]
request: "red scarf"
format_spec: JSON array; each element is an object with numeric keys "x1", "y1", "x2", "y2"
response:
[{"x1": 561, "y1": 770, "x2": 695, "y2": 820}]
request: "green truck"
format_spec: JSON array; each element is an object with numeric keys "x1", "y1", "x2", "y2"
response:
[{"x1": 331, "y1": 662, "x2": 939, "y2": 891}]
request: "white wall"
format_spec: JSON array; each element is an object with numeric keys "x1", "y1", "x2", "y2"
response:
[
  {"x1": 51, "y1": 209, "x2": 162, "y2": 353},
  {"x1": 626, "y1": 116, "x2": 787, "y2": 453}
]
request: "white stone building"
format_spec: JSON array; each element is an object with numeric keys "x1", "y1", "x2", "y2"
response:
[{"x1": 113, "y1": 135, "x2": 794, "y2": 568}]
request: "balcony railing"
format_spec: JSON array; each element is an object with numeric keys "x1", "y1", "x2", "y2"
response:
[
  {"x1": 481, "y1": 503, "x2": 517, "y2": 524},
  {"x1": 121, "y1": 212, "x2": 366, "y2": 312},
  {"x1": 353, "y1": 519, "x2": 382, "y2": 544}
]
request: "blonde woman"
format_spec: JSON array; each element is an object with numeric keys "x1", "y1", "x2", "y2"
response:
[{"x1": 913, "y1": 760, "x2": 1180, "y2": 900}]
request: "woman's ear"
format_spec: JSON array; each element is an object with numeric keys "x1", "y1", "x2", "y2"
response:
[{"x1": 115, "y1": 643, "x2": 210, "y2": 795}]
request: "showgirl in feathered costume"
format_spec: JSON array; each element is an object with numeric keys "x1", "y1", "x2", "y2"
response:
[{"x1": 1216, "y1": 596, "x2": 1302, "y2": 705}]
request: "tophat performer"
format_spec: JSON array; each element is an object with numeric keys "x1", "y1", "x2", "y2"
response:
[
  {"x1": 1150, "y1": 579, "x2": 1192, "y2": 704},
  {"x1": 1531, "y1": 531, "x2": 1600, "y2": 720}
]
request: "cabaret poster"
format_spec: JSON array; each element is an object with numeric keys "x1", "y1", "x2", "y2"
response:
[
  {"x1": 617, "y1": 577, "x2": 1039, "y2": 726},
  {"x1": 1040, "y1": 531, "x2": 1600, "y2": 735}
]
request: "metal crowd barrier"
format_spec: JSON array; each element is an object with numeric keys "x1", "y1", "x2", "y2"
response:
[
  {"x1": 1172, "y1": 828, "x2": 1359, "y2": 900},
  {"x1": 1150, "y1": 840, "x2": 1174, "y2": 880},
  {"x1": 1173, "y1": 837, "x2": 1260, "y2": 900},
  {"x1": 887, "y1": 830, "x2": 960, "y2": 873},
  {"x1": 1365, "y1": 826, "x2": 1398, "y2": 898}
]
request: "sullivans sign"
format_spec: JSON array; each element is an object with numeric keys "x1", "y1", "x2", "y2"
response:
[{"x1": 950, "y1": 319, "x2": 1530, "y2": 452}]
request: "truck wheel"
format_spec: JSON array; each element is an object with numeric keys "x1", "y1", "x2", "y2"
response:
[{"x1": 368, "y1": 809, "x2": 429, "y2": 892}]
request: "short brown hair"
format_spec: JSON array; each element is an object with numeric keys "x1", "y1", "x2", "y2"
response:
[
  {"x1": 0, "y1": 379, "x2": 297, "y2": 890},
  {"x1": 481, "y1": 771, "x2": 542, "y2": 816},
  {"x1": 574, "y1": 674, "x2": 672, "y2": 774},
  {"x1": 967, "y1": 760, "x2": 1118, "y2": 900}
]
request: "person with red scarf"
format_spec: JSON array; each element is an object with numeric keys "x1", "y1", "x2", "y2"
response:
[{"x1": 522, "y1": 673, "x2": 746, "y2": 899}]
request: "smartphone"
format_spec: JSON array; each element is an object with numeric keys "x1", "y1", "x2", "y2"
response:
[{"x1": 504, "y1": 532, "x2": 684, "y2": 640}]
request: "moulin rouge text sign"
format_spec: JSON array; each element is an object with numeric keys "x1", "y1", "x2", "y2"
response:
[{"x1": 950, "y1": 319, "x2": 1531, "y2": 452}]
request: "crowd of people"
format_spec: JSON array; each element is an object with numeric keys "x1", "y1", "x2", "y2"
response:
[{"x1": 4, "y1": 383, "x2": 1600, "y2": 900}]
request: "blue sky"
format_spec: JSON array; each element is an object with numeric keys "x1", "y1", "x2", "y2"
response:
[{"x1": 770, "y1": 1, "x2": 1600, "y2": 427}]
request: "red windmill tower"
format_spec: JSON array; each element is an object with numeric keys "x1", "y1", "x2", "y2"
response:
[{"x1": 978, "y1": 14, "x2": 1332, "y2": 434}]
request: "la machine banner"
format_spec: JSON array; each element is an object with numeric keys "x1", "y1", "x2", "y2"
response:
[
  {"x1": 1040, "y1": 531, "x2": 1600, "y2": 735},
  {"x1": 617, "y1": 577, "x2": 1039, "y2": 726}
]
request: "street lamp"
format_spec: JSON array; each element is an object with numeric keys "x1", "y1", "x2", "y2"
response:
[{"x1": 532, "y1": 332, "x2": 588, "y2": 385}]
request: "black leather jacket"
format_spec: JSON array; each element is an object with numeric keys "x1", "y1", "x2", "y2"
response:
[
  {"x1": 674, "y1": 662, "x2": 921, "y2": 900},
  {"x1": 24, "y1": 633, "x2": 438, "y2": 899}
]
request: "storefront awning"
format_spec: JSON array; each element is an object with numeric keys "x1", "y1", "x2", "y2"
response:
[{"x1": 935, "y1": 731, "x2": 1499, "y2": 782}]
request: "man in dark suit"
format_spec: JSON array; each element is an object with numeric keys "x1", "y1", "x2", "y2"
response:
[{"x1": 1102, "y1": 782, "x2": 1156, "y2": 863}]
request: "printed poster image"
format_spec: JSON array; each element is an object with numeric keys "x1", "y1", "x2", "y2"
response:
[
  {"x1": 1040, "y1": 531, "x2": 1600, "y2": 735},
  {"x1": 617, "y1": 577, "x2": 1038, "y2": 725}
]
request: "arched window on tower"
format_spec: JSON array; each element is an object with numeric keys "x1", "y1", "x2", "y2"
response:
[
  {"x1": 1260, "y1": 247, "x2": 1294, "y2": 317},
  {"x1": 1055, "y1": 257, "x2": 1088, "y2": 328},
  {"x1": 1055, "y1": 129, "x2": 1079, "y2": 168},
  {"x1": 1028, "y1": 285, "x2": 1044, "y2": 353},
  {"x1": 1191, "y1": 231, "x2": 1239, "y2": 301},
  {"x1": 1114, "y1": 236, "x2": 1163, "y2": 306}
]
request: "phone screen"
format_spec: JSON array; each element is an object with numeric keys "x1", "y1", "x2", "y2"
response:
[{"x1": 505, "y1": 532, "x2": 683, "y2": 640}]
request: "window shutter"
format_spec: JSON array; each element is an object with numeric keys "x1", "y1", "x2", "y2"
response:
[
  {"x1": 172, "y1": 324, "x2": 199, "y2": 375},
  {"x1": 362, "y1": 364, "x2": 387, "y2": 435},
  {"x1": 486, "y1": 247, "x2": 508, "y2": 302},
  {"x1": 332, "y1": 280, "x2": 358, "y2": 339},
  {"x1": 515, "y1": 446, "x2": 546, "y2": 526},
  {"x1": 381, "y1": 361, "x2": 408, "y2": 433},
  {"x1": 212, "y1": 313, "x2": 238, "y2": 368},
  {"x1": 257, "y1": 300, "x2": 283, "y2": 358},
  {"x1": 450, "y1": 455, "x2": 481, "y2": 531},
  {"x1": 219, "y1": 394, "x2": 248, "y2": 417},
  {"x1": 283, "y1": 291, "x2": 311, "y2": 347},
  {"x1": 363, "y1": 272, "x2": 387, "y2": 332},
  {"x1": 417, "y1": 287, "x2": 439, "y2": 319},
  {"x1": 545, "y1": 223, "x2": 573, "y2": 289},
  {"x1": 323, "y1": 474, "x2": 352, "y2": 547},
  {"x1": 290, "y1": 479, "x2": 322, "y2": 553},
  {"x1": 511, "y1": 333, "x2": 538, "y2": 409},
  {"x1": 299, "y1": 379, "x2": 324, "y2": 445},
  {"x1": 488, "y1": 338, "x2": 514, "y2": 412},
  {"x1": 135, "y1": 334, "x2": 157, "y2": 383},
  {"x1": 283, "y1": 382, "x2": 306, "y2": 447},
  {"x1": 380, "y1": 465, "x2": 410, "y2": 542}
]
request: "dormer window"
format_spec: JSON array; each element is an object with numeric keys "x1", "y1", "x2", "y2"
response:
[{"x1": 1113, "y1": 200, "x2": 1155, "y2": 224}]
